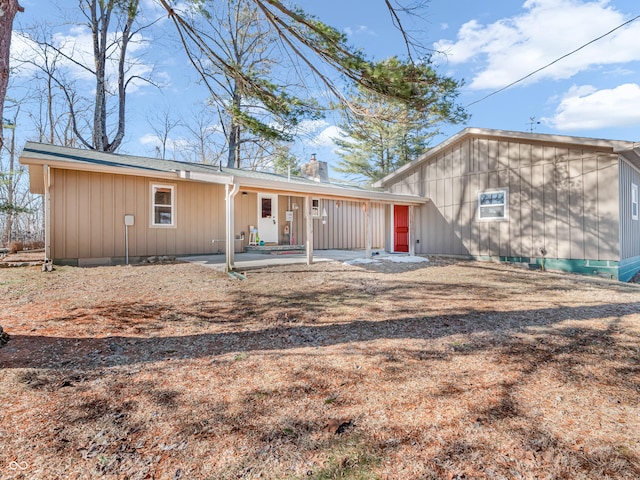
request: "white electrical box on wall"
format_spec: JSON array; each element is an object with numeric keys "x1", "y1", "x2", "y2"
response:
[
  {"x1": 285, "y1": 210, "x2": 294, "y2": 222},
  {"x1": 124, "y1": 214, "x2": 135, "y2": 226}
]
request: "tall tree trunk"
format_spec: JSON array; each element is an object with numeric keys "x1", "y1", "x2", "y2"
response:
[
  {"x1": 4, "y1": 114, "x2": 15, "y2": 244},
  {"x1": 0, "y1": 0, "x2": 23, "y2": 151},
  {"x1": 227, "y1": 87, "x2": 242, "y2": 168}
]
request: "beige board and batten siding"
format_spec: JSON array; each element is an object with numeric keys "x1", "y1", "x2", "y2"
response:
[
  {"x1": 619, "y1": 158, "x2": 640, "y2": 260},
  {"x1": 50, "y1": 168, "x2": 256, "y2": 262},
  {"x1": 312, "y1": 199, "x2": 384, "y2": 250},
  {"x1": 387, "y1": 136, "x2": 620, "y2": 261}
]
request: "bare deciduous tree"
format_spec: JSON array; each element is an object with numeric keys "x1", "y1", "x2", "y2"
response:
[
  {"x1": 0, "y1": 0, "x2": 23, "y2": 151},
  {"x1": 146, "y1": 105, "x2": 182, "y2": 159},
  {"x1": 180, "y1": 105, "x2": 224, "y2": 165},
  {"x1": 29, "y1": 0, "x2": 160, "y2": 152}
]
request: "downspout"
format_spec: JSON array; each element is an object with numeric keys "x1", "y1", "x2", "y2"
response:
[
  {"x1": 44, "y1": 165, "x2": 51, "y2": 263},
  {"x1": 305, "y1": 195, "x2": 314, "y2": 265},
  {"x1": 225, "y1": 180, "x2": 240, "y2": 272}
]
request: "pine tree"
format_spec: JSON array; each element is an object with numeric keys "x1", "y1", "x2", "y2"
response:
[{"x1": 334, "y1": 59, "x2": 467, "y2": 183}]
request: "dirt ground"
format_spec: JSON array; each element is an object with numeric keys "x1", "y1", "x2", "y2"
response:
[{"x1": 1, "y1": 256, "x2": 639, "y2": 479}]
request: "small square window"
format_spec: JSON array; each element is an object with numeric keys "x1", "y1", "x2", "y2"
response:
[
  {"x1": 151, "y1": 184, "x2": 175, "y2": 227},
  {"x1": 311, "y1": 198, "x2": 320, "y2": 217},
  {"x1": 478, "y1": 189, "x2": 508, "y2": 221},
  {"x1": 632, "y1": 183, "x2": 638, "y2": 221}
]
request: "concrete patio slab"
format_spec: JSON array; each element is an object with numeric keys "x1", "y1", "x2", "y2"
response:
[{"x1": 180, "y1": 249, "x2": 391, "y2": 271}]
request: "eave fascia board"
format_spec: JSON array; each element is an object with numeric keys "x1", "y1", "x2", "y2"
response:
[
  {"x1": 20, "y1": 156, "x2": 183, "y2": 182},
  {"x1": 20, "y1": 156, "x2": 235, "y2": 185},
  {"x1": 234, "y1": 176, "x2": 426, "y2": 204}
]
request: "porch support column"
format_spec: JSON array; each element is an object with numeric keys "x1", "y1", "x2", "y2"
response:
[
  {"x1": 225, "y1": 182, "x2": 240, "y2": 272},
  {"x1": 44, "y1": 165, "x2": 51, "y2": 262},
  {"x1": 305, "y1": 195, "x2": 314, "y2": 265},
  {"x1": 408, "y1": 205, "x2": 415, "y2": 256},
  {"x1": 364, "y1": 200, "x2": 372, "y2": 258}
]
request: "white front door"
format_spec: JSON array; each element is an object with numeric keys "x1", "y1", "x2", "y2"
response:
[{"x1": 257, "y1": 193, "x2": 278, "y2": 243}]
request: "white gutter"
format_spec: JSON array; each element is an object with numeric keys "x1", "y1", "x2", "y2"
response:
[{"x1": 177, "y1": 169, "x2": 234, "y2": 185}]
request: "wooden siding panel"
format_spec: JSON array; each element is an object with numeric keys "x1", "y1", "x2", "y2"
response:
[
  {"x1": 444, "y1": 177, "x2": 453, "y2": 207},
  {"x1": 520, "y1": 143, "x2": 532, "y2": 167},
  {"x1": 497, "y1": 141, "x2": 509, "y2": 171},
  {"x1": 543, "y1": 163, "x2": 558, "y2": 258},
  {"x1": 556, "y1": 162, "x2": 571, "y2": 258},
  {"x1": 531, "y1": 144, "x2": 544, "y2": 164},
  {"x1": 488, "y1": 140, "x2": 499, "y2": 172},
  {"x1": 477, "y1": 138, "x2": 489, "y2": 173},
  {"x1": 65, "y1": 170, "x2": 79, "y2": 259},
  {"x1": 508, "y1": 142, "x2": 519, "y2": 170},
  {"x1": 509, "y1": 169, "x2": 522, "y2": 257},
  {"x1": 531, "y1": 165, "x2": 545, "y2": 257},
  {"x1": 597, "y1": 155, "x2": 619, "y2": 260},
  {"x1": 520, "y1": 166, "x2": 533, "y2": 258},
  {"x1": 568, "y1": 158, "x2": 585, "y2": 259},
  {"x1": 583, "y1": 156, "x2": 599, "y2": 260},
  {"x1": 460, "y1": 140, "x2": 471, "y2": 175},
  {"x1": 101, "y1": 174, "x2": 115, "y2": 257}
]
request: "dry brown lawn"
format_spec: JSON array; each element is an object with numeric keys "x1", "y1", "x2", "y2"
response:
[{"x1": 1, "y1": 257, "x2": 639, "y2": 479}]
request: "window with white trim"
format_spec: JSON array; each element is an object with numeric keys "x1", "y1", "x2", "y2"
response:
[
  {"x1": 151, "y1": 184, "x2": 175, "y2": 227},
  {"x1": 632, "y1": 183, "x2": 638, "y2": 221},
  {"x1": 311, "y1": 198, "x2": 320, "y2": 217},
  {"x1": 478, "y1": 189, "x2": 508, "y2": 221}
]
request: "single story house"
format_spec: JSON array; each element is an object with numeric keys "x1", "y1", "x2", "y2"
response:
[
  {"x1": 375, "y1": 128, "x2": 640, "y2": 281},
  {"x1": 19, "y1": 142, "x2": 425, "y2": 270}
]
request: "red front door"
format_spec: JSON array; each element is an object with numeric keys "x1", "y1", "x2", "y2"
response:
[{"x1": 394, "y1": 205, "x2": 409, "y2": 252}]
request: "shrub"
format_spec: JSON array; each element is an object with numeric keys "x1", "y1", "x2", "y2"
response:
[
  {"x1": 23, "y1": 240, "x2": 45, "y2": 251},
  {"x1": 9, "y1": 241, "x2": 23, "y2": 254}
]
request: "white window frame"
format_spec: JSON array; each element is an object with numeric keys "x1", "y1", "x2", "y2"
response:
[
  {"x1": 477, "y1": 188, "x2": 508, "y2": 222},
  {"x1": 311, "y1": 198, "x2": 320, "y2": 217},
  {"x1": 632, "y1": 183, "x2": 638, "y2": 221},
  {"x1": 150, "y1": 183, "x2": 176, "y2": 228}
]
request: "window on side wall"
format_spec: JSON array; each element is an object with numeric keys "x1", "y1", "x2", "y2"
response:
[
  {"x1": 151, "y1": 184, "x2": 175, "y2": 227},
  {"x1": 478, "y1": 189, "x2": 508, "y2": 221},
  {"x1": 311, "y1": 198, "x2": 320, "y2": 217},
  {"x1": 633, "y1": 183, "x2": 638, "y2": 221}
]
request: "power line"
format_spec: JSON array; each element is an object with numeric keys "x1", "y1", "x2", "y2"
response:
[{"x1": 465, "y1": 13, "x2": 640, "y2": 108}]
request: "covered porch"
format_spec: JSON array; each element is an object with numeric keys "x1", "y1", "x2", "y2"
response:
[{"x1": 209, "y1": 172, "x2": 427, "y2": 272}]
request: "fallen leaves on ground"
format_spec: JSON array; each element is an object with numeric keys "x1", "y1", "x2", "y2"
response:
[{"x1": 1, "y1": 257, "x2": 639, "y2": 479}]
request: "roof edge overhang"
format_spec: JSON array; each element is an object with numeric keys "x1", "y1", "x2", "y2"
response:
[
  {"x1": 617, "y1": 146, "x2": 640, "y2": 172},
  {"x1": 182, "y1": 169, "x2": 426, "y2": 205},
  {"x1": 20, "y1": 145, "x2": 426, "y2": 205},
  {"x1": 374, "y1": 127, "x2": 635, "y2": 188},
  {"x1": 20, "y1": 155, "x2": 235, "y2": 185}
]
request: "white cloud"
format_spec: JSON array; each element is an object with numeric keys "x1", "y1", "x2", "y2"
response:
[
  {"x1": 435, "y1": 0, "x2": 640, "y2": 90},
  {"x1": 543, "y1": 83, "x2": 640, "y2": 130},
  {"x1": 344, "y1": 25, "x2": 376, "y2": 37},
  {"x1": 12, "y1": 23, "x2": 155, "y2": 94},
  {"x1": 310, "y1": 125, "x2": 344, "y2": 148},
  {"x1": 295, "y1": 119, "x2": 329, "y2": 137}
]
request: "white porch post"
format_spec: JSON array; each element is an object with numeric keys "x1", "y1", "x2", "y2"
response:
[
  {"x1": 409, "y1": 205, "x2": 415, "y2": 256},
  {"x1": 225, "y1": 182, "x2": 240, "y2": 272},
  {"x1": 305, "y1": 195, "x2": 314, "y2": 265},
  {"x1": 44, "y1": 165, "x2": 51, "y2": 262},
  {"x1": 365, "y1": 200, "x2": 372, "y2": 258}
]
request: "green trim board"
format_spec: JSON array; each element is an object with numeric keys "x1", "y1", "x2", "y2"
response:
[
  {"x1": 468, "y1": 255, "x2": 621, "y2": 280},
  {"x1": 619, "y1": 256, "x2": 640, "y2": 282}
]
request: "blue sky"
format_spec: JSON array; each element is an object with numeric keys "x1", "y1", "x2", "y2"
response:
[{"x1": 10, "y1": 0, "x2": 640, "y2": 176}]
